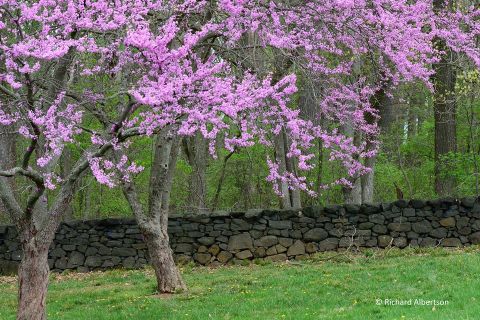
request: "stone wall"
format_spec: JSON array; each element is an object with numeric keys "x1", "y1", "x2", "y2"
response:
[{"x1": 1, "y1": 197, "x2": 480, "y2": 274}]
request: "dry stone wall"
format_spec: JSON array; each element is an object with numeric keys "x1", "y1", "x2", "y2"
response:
[{"x1": 1, "y1": 197, "x2": 480, "y2": 274}]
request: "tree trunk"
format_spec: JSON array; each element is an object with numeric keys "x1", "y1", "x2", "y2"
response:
[
  {"x1": 432, "y1": 0, "x2": 457, "y2": 197},
  {"x1": 274, "y1": 131, "x2": 292, "y2": 209},
  {"x1": 183, "y1": 134, "x2": 208, "y2": 214},
  {"x1": 0, "y1": 122, "x2": 16, "y2": 223},
  {"x1": 342, "y1": 128, "x2": 362, "y2": 204},
  {"x1": 361, "y1": 88, "x2": 392, "y2": 203},
  {"x1": 343, "y1": 178, "x2": 362, "y2": 204},
  {"x1": 140, "y1": 221, "x2": 186, "y2": 293},
  {"x1": 283, "y1": 133, "x2": 301, "y2": 208},
  {"x1": 361, "y1": 156, "x2": 376, "y2": 203},
  {"x1": 17, "y1": 232, "x2": 50, "y2": 320},
  {"x1": 122, "y1": 131, "x2": 187, "y2": 293},
  {"x1": 59, "y1": 148, "x2": 74, "y2": 221}
]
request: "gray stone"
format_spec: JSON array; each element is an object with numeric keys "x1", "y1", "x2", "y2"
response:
[
  {"x1": 62, "y1": 244, "x2": 76, "y2": 251},
  {"x1": 305, "y1": 242, "x2": 318, "y2": 253},
  {"x1": 458, "y1": 227, "x2": 471, "y2": 236},
  {"x1": 442, "y1": 238, "x2": 462, "y2": 247},
  {"x1": 318, "y1": 238, "x2": 338, "y2": 251},
  {"x1": 54, "y1": 257, "x2": 68, "y2": 269},
  {"x1": 194, "y1": 253, "x2": 212, "y2": 265},
  {"x1": 111, "y1": 247, "x2": 136, "y2": 257},
  {"x1": 102, "y1": 260, "x2": 115, "y2": 268},
  {"x1": 107, "y1": 232, "x2": 125, "y2": 239},
  {"x1": 197, "y1": 237, "x2": 215, "y2": 246},
  {"x1": 407, "y1": 231, "x2": 419, "y2": 239},
  {"x1": 472, "y1": 220, "x2": 480, "y2": 231},
  {"x1": 419, "y1": 237, "x2": 437, "y2": 247},
  {"x1": 85, "y1": 247, "x2": 98, "y2": 256},
  {"x1": 217, "y1": 251, "x2": 233, "y2": 263},
  {"x1": 303, "y1": 228, "x2": 328, "y2": 241},
  {"x1": 122, "y1": 257, "x2": 136, "y2": 268},
  {"x1": 235, "y1": 250, "x2": 253, "y2": 259},
  {"x1": 345, "y1": 204, "x2": 360, "y2": 214},
  {"x1": 439, "y1": 217, "x2": 456, "y2": 227},
  {"x1": 410, "y1": 199, "x2": 425, "y2": 209},
  {"x1": 132, "y1": 243, "x2": 147, "y2": 250},
  {"x1": 268, "y1": 220, "x2": 292, "y2": 229},
  {"x1": 275, "y1": 244, "x2": 287, "y2": 254},
  {"x1": 175, "y1": 255, "x2": 192, "y2": 265},
  {"x1": 265, "y1": 254, "x2": 287, "y2": 262},
  {"x1": 339, "y1": 237, "x2": 353, "y2": 248},
  {"x1": 208, "y1": 244, "x2": 221, "y2": 256},
  {"x1": 278, "y1": 238, "x2": 294, "y2": 247},
  {"x1": 403, "y1": 208, "x2": 416, "y2": 217},
  {"x1": 266, "y1": 246, "x2": 277, "y2": 256},
  {"x1": 412, "y1": 221, "x2": 432, "y2": 234},
  {"x1": 245, "y1": 209, "x2": 263, "y2": 218},
  {"x1": 68, "y1": 252, "x2": 85, "y2": 267},
  {"x1": 358, "y1": 222, "x2": 374, "y2": 229},
  {"x1": 254, "y1": 236, "x2": 278, "y2": 247},
  {"x1": 456, "y1": 217, "x2": 470, "y2": 229},
  {"x1": 188, "y1": 231, "x2": 204, "y2": 237},
  {"x1": 253, "y1": 247, "x2": 266, "y2": 258},
  {"x1": 252, "y1": 224, "x2": 267, "y2": 231},
  {"x1": 387, "y1": 222, "x2": 411, "y2": 232},
  {"x1": 287, "y1": 240, "x2": 305, "y2": 256},
  {"x1": 378, "y1": 235, "x2": 393, "y2": 248},
  {"x1": 228, "y1": 233, "x2": 253, "y2": 250},
  {"x1": 393, "y1": 237, "x2": 407, "y2": 248},
  {"x1": 469, "y1": 232, "x2": 480, "y2": 244},
  {"x1": 85, "y1": 255, "x2": 102, "y2": 267},
  {"x1": 231, "y1": 219, "x2": 251, "y2": 231},
  {"x1": 461, "y1": 197, "x2": 476, "y2": 208},
  {"x1": 50, "y1": 247, "x2": 66, "y2": 258},
  {"x1": 369, "y1": 214, "x2": 385, "y2": 224},
  {"x1": 250, "y1": 230, "x2": 264, "y2": 239},
  {"x1": 356, "y1": 229, "x2": 372, "y2": 237},
  {"x1": 429, "y1": 228, "x2": 447, "y2": 239},
  {"x1": 175, "y1": 243, "x2": 193, "y2": 253},
  {"x1": 372, "y1": 224, "x2": 388, "y2": 234},
  {"x1": 0, "y1": 260, "x2": 18, "y2": 275}
]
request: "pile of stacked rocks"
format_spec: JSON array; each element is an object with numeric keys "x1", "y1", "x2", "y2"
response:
[{"x1": 1, "y1": 197, "x2": 479, "y2": 274}]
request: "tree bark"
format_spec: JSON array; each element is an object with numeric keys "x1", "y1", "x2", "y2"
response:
[
  {"x1": 361, "y1": 88, "x2": 393, "y2": 203},
  {"x1": 432, "y1": 0, "x2": 457, "y2": 197},
  {"x1": 343, "y1": 177, "x2": 363, "y2": 204},
  {"x1": 361, "y1": 155, "x2": 375, "y2": 203},
  {"x1": 59, "y1": 148, "x2": 74, "y2": 221},
  {"x1": 342, "y1": 127, "x2": 362, "y2": 204},
  {"x1": 121, "y1": 131, "x2": 186, "y2": 293},
  {"x1": 0, "y1": 118, "x2": 16, "y2": 223},
  {"x1": 183, "y1": 134, "x2": 208, "y2": 214},
  {"x1": 274, "y1": 131, "x2": 294, "y2": 208},
  {"x1": 283, "y1": 132, "x2": 301, "y2": 208},
  {"x1": 17, "y1": 232, "x2": 50, "y2": 320},
  {"x1": 212, "y1": 150, "x2": 235, "y2": 211},
  {"x1": 140, "y1": 220, "x2": 186, "y2": 293}
]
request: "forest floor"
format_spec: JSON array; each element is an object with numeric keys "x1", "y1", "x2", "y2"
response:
[{"x1": 1, "y1": 247, "x2": 479, "y2": 319}]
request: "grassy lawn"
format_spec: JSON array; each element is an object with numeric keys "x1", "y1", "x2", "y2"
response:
[{"x1": 1, "y1": 247, "x2": 479, "y2": 319}]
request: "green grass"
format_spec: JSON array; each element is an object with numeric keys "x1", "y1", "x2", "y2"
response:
[{"x1": 1, "y1": 247, "x2": 480, "y2": 319}]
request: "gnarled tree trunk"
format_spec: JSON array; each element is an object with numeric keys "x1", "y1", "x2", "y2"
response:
[
  {"x1": 140, "y1": 220, "x2": 186, "y2": 293},
  {"x1": 17, "y1": 231, "x2": 50, "y2": 320},
  {"x1": 121, "y1": 130, "x2": 186, "y2": 293}
]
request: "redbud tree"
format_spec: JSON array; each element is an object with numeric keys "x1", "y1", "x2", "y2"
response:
[{"x1": 0, "y1": 1, "x2": 478, "y2": 319}]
